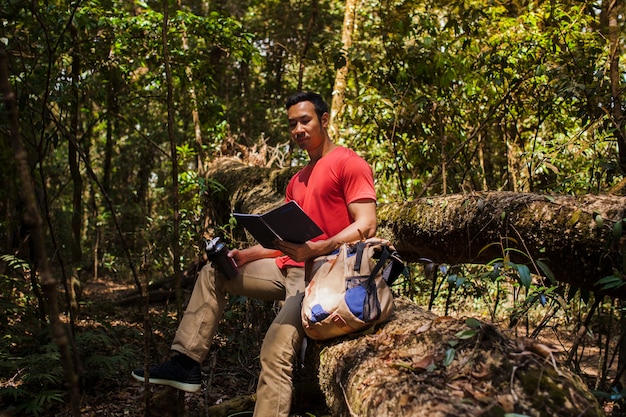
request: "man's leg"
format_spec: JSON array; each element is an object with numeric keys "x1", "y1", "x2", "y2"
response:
[
  {"x1": 254, "y1": 267, "x2": 306, "y2": 417},
  {"x1": 172, "y1": 258, "x2": 288, "y2": 362},
  {"x1": 132, "y1": 258, "x2": 288, "y2": 392}
]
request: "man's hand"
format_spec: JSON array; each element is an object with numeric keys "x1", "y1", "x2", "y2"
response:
[
  {"x1": 229, "y1": 245, "x2": 282, "y2": 266},
  {"x1": 274, "y1": 239, "x2": 333, "y2": 262}
]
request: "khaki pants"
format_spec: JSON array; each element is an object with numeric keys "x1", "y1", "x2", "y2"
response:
[{"x1": 171, "y1": 259, "x2": 306, "y2": 417}]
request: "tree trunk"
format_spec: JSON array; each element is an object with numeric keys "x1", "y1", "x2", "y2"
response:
[
  {"x1": 162, "y1": 0, "x2": 182, "y2": 318},
  {"x1": 70, "y1": 24, "x2": 83, "y2": 264},
  {"x1": 376, "y1": 192, "x2": 626, "y2": 298},
  {"x1": 1, "y1": 45, "x2": 82, "y2": 417},
  {"x1": 329, "y1": 0, "x2": 358, "y2": 140},
  {"x1": 607, "y1": 0, "x2": 626, "y2": 172},
  {"x1": 177, "y1": 0, "x2": 206, "y2": 176},
  {"x1": 304, "y1": 297, "x2": 604, "y2": 417},
  {"x1": 297, "y1": 0, "x2": 319, "y2": 92}
]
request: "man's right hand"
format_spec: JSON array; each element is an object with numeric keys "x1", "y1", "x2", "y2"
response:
[{"x1": 229, "y1": 244, "x2": 282, "y2": 266}]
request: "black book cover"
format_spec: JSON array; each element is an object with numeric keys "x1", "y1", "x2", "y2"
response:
[{"x1": 233, "y1": 201, "x2": 323, "y2": 249}]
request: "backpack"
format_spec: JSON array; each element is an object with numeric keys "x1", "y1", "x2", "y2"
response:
[{"x1": 301, "y1": 237, "x2": 405, "y2": 341}]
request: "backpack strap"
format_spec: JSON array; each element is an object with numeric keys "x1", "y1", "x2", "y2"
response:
[
  {"x1": 361, "y1": 246, "x2": 390, "y2": 322},
  {"x1": 382, "y1": 250, "x2": 405, "y2": 286},
  {"x1": 353, "y1": 240, "x2": 406, "y2": 286},
  {"x1": 353, "y1": 241, "x2": 368, "y2": 273},
  {"x1": 366, "y1": 245, "x2": 391, "y2": 287}
]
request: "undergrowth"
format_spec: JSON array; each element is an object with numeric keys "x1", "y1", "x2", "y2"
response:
[{"x1": 0, "y1": 264, "x2": 142, "y2": 416}]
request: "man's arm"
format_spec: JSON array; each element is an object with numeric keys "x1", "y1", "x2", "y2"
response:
[
  {"x1": 274, "y1": 198, "x2": 377, "y2": 262},
  {"x1": 229, "y1": 244, "x2": 282, "y2": 267}
]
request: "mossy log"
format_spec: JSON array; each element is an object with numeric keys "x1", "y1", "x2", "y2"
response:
[
  {"x1": 197, "y1": 158, "x2": 610, "y2": 416},
  {"x1": 205, "y1": 158, "x2": 626, "y2": 298},
  {"x1": 304, "y1": 297, "x2": 604, "y2": 417},
  {"x1": 376, "y1": 192, "x2": 626, "y2": 298}
]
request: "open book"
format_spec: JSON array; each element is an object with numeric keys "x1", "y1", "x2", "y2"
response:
[{"x1": 233, "y1": 201, "x2": 323, "y2": 249}]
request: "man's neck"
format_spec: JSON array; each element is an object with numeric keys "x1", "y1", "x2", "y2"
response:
[{"x1": 308, "y1": 139, "x2": 337, "y2": 164}]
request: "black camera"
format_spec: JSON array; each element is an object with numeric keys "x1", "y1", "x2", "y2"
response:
[{"x1": 204, "y1": 237, "x2": 239, "y2": 280}]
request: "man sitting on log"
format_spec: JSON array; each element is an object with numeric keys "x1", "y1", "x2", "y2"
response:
[{"x1": 132, "y1": 91, "x2": 378, "y2": 417}]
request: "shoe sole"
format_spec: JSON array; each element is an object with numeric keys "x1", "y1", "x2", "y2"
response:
[{"x1": 131, "y1": 371, "x2": 201, "y2": 393}]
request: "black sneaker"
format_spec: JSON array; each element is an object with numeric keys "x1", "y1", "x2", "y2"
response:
[{"x1": 132, "y1": 360, "x2": 201, "y2": 393}]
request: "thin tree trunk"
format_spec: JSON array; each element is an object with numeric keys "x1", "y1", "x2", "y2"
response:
[
  {"x1": 69, "y1": 25, "x2": 82, "y2": 264},
  {"x1": 329, "y1": 0, "x2": 358, "y2": 140},
  {"x1": 608, "y1": 0, "x2": 626, "y2": 172},
  {"x1": 162, "y1": 4, "x2": 185, "y2": 412},
  {"x1": 478, "y1": 133, "x2": 488, "y2": 190},
  {"x1": 297, "y1": 0, "x2": 319, "y2": 91},
  {"x1": 605, "y1": 0, "x2": 626, "y2": 391},
  {"x1": 0, "y1": 45, "x2": 82, "y2": 417},
  {"x1": 162, "y1": 0, "x2": 182, "y2": 318},
  {"x1": 178, "y1": 0, "x2": 206, "y2": 175}
]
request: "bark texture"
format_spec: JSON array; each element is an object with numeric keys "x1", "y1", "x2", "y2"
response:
[
  {"x1": 376, "y1": 192, "x2": 626, "y2": 297},
  {"x1": 306, "y1": 297, "x2": 604, "y2": 417}
]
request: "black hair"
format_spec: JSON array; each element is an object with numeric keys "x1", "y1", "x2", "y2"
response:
[{"x1": 285, "y1": 91, "x2": 329, "y2": 121}]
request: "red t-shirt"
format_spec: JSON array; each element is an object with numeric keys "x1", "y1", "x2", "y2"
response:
[{"x1": 276, "y1": 146, "x2": 376, "y2": 269}]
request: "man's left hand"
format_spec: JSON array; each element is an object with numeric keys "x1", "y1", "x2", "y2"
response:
[{"x1": 274, "y1": 240, "x2": 325, "y2": 262}]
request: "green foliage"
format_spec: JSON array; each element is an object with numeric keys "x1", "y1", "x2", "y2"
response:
[
  {"x1": 0, "y1": 341, "x2": 64, "y2": 417},
  {"x1": 415, "y1": 236, "x2": 566, "y2": 331},
  {"x1": 1, "y1": 0, "x2": 625, "y2": 412},
  {"x1": 341, "y1": 0, "x2": 619, "y2": 198},
  {"x1": 0, "y1": 325, "x2": 139, "y2": 416}
]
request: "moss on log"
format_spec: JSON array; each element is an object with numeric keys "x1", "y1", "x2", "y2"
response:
[
  {"x1": 376, "y1": 192, "x2": 626, "y2": 297},
  {"x1": 309, "y1": 297, "x2": 604, "y2": 417},
  {"x1": 204, "y1": 157, "x2": 298, "y2": 220}
]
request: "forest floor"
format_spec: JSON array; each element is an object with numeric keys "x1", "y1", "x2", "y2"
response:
[
  {"x1": 46, "y1": 276, "x2": 313, "y2": 417},
  {"x1": 41, "y1": 277, "x2": 624, "y2": 417}
]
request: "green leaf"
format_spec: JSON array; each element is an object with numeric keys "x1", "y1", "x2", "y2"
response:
[
  {"x1": 444, "y1": 348, "x2": 455, "y2": 367},
  {"x1": 516, "y1": 264, "x2": 531, "y2": 289},
  {"x1": 503, "y1": 247, "x2": 530, "y2": 259},
  {"x1": 477, "y1": 242, "x2": 501, "y2": 257},
  {"x1": 613, "y1": 220, "x2": 623, "y2": 239},
  {"x1": 594, "y1": 214, "x2": 604, "y2": 228},
  {"x1": 566, "y1": 209, "x2": 581, "y2": 226},
  {"x1": 536, "y1": 260, "x2": 556, "y2": 284},
  {"x1": 466, "y1": 318, "x2": 482, "y2": 329},
  {"x1": 595, "y1": 274, "x2": 624, "y2": 290},
  {"x1": 455, "y1": 329, "x2": 477, "y2": 339}
]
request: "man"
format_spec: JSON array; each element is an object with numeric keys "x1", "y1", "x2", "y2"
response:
[{"x1": 132, "y1": 91, "x2": 377, "y2": 416}]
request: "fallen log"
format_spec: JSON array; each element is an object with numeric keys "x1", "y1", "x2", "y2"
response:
[
  {"x1": 203, "y1": 158, "x2": 626, "y2": 298},
  {"x1": 304, "y1": 297, "x2": 604, "y2": 417},
  {"x1": 376, "y1": 192, "x2": 626, "y2": 297}
]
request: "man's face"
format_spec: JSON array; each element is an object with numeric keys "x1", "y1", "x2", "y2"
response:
[{"x1": 287, "y1": 101, "x2": 328, "y2": 151}]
